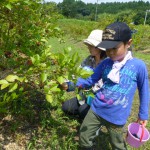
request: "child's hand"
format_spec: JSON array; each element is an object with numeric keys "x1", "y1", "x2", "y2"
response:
[
  {"x1": 137, "y1": 119, "x2": 148, "y2": 127},
  {"x1": 59, "y1": 82, "x2": 68, "y2": 91},
  {"x1": 77, "y1": 85, "x2": 83, "y2": 89}
]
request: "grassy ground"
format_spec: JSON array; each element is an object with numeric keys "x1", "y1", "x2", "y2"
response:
[
  {"x1": 0, "y1": 35, "x2": 150, "y2": 149},
  {"x1": 48, "y1": 36, "x2": 89, "y2": 60}
]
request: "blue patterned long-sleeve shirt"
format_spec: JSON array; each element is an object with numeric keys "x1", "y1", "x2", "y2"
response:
[{"x1": 76, "y1": 58, "x2": 149, "y2": 125}]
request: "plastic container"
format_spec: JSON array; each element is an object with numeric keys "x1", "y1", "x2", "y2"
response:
[
  {"x1": 126, "y1": 122, "x2": 150, "y2": 148},
  {"x1": 86, "y1": 95, "x2": 94, "y2": 106}
]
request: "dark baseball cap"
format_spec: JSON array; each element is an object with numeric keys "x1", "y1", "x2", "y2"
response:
[{"x1": 97, "y1": 22, "x2": 132, "y2": 50}]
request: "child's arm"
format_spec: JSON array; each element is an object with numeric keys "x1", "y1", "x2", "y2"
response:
[{"x1": 137, "y1": 61, "x2": 149, "y2": 125}]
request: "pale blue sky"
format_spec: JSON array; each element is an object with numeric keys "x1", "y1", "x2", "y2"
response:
[{"x1": 45, "y1": 0, "x2": 150, "y2": 4}]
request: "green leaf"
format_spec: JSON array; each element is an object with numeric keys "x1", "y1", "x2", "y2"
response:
[
  {"x1": 9, "y1": 0, "x2": 19, "y2": 2},
  {"x1": 17, "y1": 77, "x2": 25, "y2": 82},
  {"x1": 46, "y1": 94, "x2": 53, "y2": 103},
  {"x1": 47, "y1": 81, "x2": 57, "y2": 89},
  {"x1": 72, "y1": 52, "x2": 78, "y2": 63},
  {"x1": 57, "y1": 53, "x2": 65, "y2": 63},
  {"x1": 76, "y1": 94, "x2": 82, "y2": 100},
  {"x1": 40, "y1": 63, "x2": 46, "y2": 68},
  {"x1": 44, "y1": 85, "x2": 49, "y2": 93},
  {"x1": 76, "y1": 66, "x2": 81, "y2": 72},
  {"x1": 35, "y1": 54, "x2": 40, "y2": 62},
  {"x1": 47, "y1": 80, "x2": 57, "y2": 85},
  {"x1": 5, "y1": 3, "x2": 12, "y2": 10},
  {"x1": 49, "y1": 85, "x2": 61, "y2": 92},
  {"x1": 8, "y1": 83, "x2": 18, "y2": 92},
  {"x1": 80, "y1": 69, "x2": 93, "y2": 78},
  {"x1": 40, "y1": 73, "x2": 47, "y2": 83},
  {"x1": 19, "y1": 87, "x2": 24, "y2": 92},
  {"x1": 57, "y1": 76, "x2": 65, "y2": 84},
  {"x1": 41, "y1": 38, "x2": 47, "y2": 42},
  {"x1": 31, "y1": 54, "x2": 40, "y2": 65},
  {"x1": 24, "y1": 0, "x2": 30, "y2": 4},
  {"x1": 3, "y1": 93, "x2": 8, "y2": 101},
  {"x1": 5, "y1": 75, "x2": 19, "y2": 82},
  {"x1": 0, "y1": 80, "x2": 8, "y2": 85},
  {"x1": 31, "y1": 57, "x2": 35, "y2": 64},
  {"x1": 6, "y1": 95, "x2": 11, "y2": 102},
  {"x1": 64, "y1": 47, "x2": 72, "y2": 54},
  {"x1": 11, "y1": 92, "x2": 18, "y2": 99},
  {"x1": 1, "y1": 83, "x2": 10, "y2": 90},
  {"x1": 54, "y1": 27, "x2": 61, "y2": 31}
]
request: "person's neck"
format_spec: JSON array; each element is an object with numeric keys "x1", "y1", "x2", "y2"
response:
[{"x1": 95, "y1": 55, "x2": 101, "y2": 65}]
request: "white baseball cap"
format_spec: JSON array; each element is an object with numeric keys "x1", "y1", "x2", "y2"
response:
[{"x1": 83, "y1": 29, "x2": 105, "y2": 51}]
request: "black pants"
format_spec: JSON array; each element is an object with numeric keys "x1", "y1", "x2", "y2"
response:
[{"x1": 62, "y1": 97, "x2": 90, "y2": 119}]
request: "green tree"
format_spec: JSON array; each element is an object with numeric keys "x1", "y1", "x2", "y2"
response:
[
  {"x1": 116, "y1": 10, "x2": 136, "y2": 24},
  {"x1": 57, "y1": 0, "x2": 77, "y2": 18},
  {"x1": 0, "y1": 0, "x2": 92, "y2": 115},
  {"x1": 133, "y1": 11, "x2": 145, "y2": 25}
]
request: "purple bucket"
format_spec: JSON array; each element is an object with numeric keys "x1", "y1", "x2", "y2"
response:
[{"x1": 126, "y1": 123, "x2": 150, "y2": 148}]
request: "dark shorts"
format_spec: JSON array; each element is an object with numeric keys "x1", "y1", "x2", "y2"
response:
[{"x1": 62, "y1": 97, "x2": 90, "y2": 119}]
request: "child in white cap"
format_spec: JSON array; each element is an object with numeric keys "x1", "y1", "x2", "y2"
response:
[{"x1": 62, "y1": 29, "x2": 107, "y2": 119}]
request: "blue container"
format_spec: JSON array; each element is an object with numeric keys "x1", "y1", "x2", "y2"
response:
[{"x1": 87, "y1": 96, "x2": 94, "y2": 106}]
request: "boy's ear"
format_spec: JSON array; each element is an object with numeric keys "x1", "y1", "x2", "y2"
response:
[
  {"x1": 128, "y1": 39, "x2": 132, "y2": 45},
  {"x1": 127, "y1": 39, "x2": 132, "y2": 48}
]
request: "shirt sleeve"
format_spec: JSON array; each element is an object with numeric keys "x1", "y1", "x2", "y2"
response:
[
  {"x1": 137, "y1": 61, "x2": 150, "y2": 120},
  {"x1": 66, "y1": 81, "x2": 76, "y2": 92}
]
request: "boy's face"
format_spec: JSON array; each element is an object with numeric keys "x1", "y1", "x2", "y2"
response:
[{"x1": 106, "y1": 40, "x2": 132, "y2": 62}]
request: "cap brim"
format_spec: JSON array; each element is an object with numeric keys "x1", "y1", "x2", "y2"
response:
[
  {"x1": 84, "y1": 39, "x2": 106, "y2": 51},
  {"x1": 97, "y1": 41, "x2": 122, "y2": 50}
]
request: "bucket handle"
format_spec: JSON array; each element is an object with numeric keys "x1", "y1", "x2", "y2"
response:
[
  {"x1": 136, "y1": 119, "x2": 145, "y2": 142},
  {"x1": 140, "y1": 124, "x2": 145, "y2": 142}
]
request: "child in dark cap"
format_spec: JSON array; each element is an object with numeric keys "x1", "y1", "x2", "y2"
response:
[{"x1": 76, "y1": 22, "x2": 149, "y2": 150}]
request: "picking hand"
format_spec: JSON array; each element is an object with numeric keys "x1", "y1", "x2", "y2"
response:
[{"x1": 59, "y1": 82, "x2": 68, "y2": 91}]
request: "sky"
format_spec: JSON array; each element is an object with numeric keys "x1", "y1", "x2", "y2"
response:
[{"x1": 45, "y1": 0, "x2": 150, "y2": 4}]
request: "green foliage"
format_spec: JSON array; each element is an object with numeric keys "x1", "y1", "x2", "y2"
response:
[
  {"x1": 57, "y1": 0, "x2": 88, "y2": 18},
  {"x1": 116, "y1": 10, "x2": 136, "y2": 24},
  {"x1": 57, "y1": 18, "x2": 150, "y2": 52},
  {"x1": 0, "y1": 1, "x2": 94, "y2": 118},
  {"x1": 0, "y1": 0, "x2": 62, "y2": 70},
  {"x1": 97, "y1": 13, "x2": 117, "y2": 28},
  {"x1": 56, "y1": 0, "x2": 150, "y2": 24},
  {"x1": 58, "y1": 18, "x2": 100, "y2": 40},
  {"x1": 131, "y1": 25, "x2": 150, "y2": 50},
  {"x1": 0, "y1": 45, "x2": 93, "y2": 110},
  {"x1": 0, "y1": 0, "x2": 72, "y2": 112},
  {"x1": 133, "y1": 10, "x2": 150, "y2": 25}
]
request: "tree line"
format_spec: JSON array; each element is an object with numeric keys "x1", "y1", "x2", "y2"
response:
[{"x1": 47, "y1": 0, "x2": 150, "y2": 25}]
